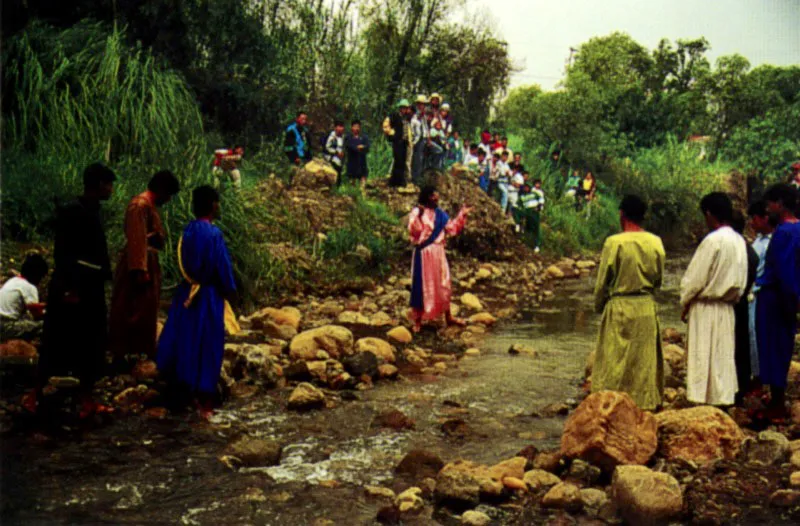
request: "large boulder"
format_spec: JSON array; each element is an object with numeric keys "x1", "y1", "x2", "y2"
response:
[
  {"x1": 611, "y1": 465, "x2": 683, "y2": 525},
  {"x1": 289, "y1": 325, "x2": 354, "y2": 360},
  {"x1": 560, "y1": 391, "x2": 657, "y2": 471},
  {"x1": 655, "y1": 406, "x2": 744, "y2": 464},
  {"x1": 355, "y1": 337, "x2": 396, "y2": 363},
  {"x1": 225, "y1": 436, "x2": 282, "y2": 467}
]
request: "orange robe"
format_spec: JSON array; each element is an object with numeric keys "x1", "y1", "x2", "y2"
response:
[{"x1": 110, "y1": 192, "x2": 165, "y2": 359}]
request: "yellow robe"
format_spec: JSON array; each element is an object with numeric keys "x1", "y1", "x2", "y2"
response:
[{"x1": 592, "y1": 231, "x2": 666, "y2": 410}]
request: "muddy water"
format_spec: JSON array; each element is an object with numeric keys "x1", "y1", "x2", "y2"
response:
[{"x1": 1, "y1": 261, "x2": 686, "y2": 526}]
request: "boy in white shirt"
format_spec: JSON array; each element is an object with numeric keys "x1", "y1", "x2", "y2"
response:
[
  {"x1": 507, "y1": 167, "x2": 525, "y2": 220},
  {"x1": 0, "y1": 254, "x2": 48, "y2": 341}
]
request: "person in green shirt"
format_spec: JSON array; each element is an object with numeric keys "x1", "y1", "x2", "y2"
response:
[
  {"x1": 592, "y1": 195, "x2": 666, "y2": 410},
  {"x1": 516, "y1": 178, "x2": 545, "y2": 252}
]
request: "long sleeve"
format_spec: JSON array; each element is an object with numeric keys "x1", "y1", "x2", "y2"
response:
[
  {"x1": 408, "y1": 208, "x2": 425, "y2": 243},
  {"x1": 125, "y1": 202, "x2": 149, "y2": 273},
  {"x1": 680, "y1": 236, "x2": 715, "y2": 307},
  {"x1": 325, "y1": 133, "x2": 338, "y2": 157},
  {"x1": 215, "y1": 231, "x2": 237, "y2": 297},
  {"x1": 445, "y1": 209, "x2": 467, "y2": 236},
  {"x1": 593, "y1": 239, "x2": 615, "y2": 314},
  {"x1": 654, "y1": 240, "x2": 666, "y2": 290}
]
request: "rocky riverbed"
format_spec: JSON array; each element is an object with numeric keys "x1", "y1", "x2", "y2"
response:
[{"x1": 3, "y1": 252, "x2": 798, "y2": 525}]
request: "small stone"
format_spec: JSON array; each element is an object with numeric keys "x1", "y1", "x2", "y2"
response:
[
  {"x1": 287, "y1": 382, "x2": 325, "y2": 410},
  {"x1": 580, "y1": 488, "x2": 609, "y2": 514},
  {"x1": 373, "y1": 409, "x2": 415, "y2": 430},
  {"x1": 461, "y1": 510, "x2": 491, "y2": 526},
  {"x1": 365, "y1": 486, "x2": 396, "y2": 500},
  {"x1": 770, "y1": 489, "x2": 800, "y2": 507},
  {"x1": 131, "y1": 360, "x2": 159, "y2": 381},
  {"x1": 523, "y1": 469, "x2": 561, "y2": 491},
  {"x1": 337, "y1": 311, "x2": 370, "y2": 325},
  {"x1": 508, "y1": 344, "x2": 537, "y2": 356},
  {"x1": 460, "y1": 293, "x2": 483, "y2": 311},
  {"x1": 546, "y1": 265, "x2": 565, "y2": 279},
  {"x1": 468, "y1": 312, "x2": 496, "y2": 325},
  {"x1": 790, "y1": 472, "x2": 800, "y2": 487},
  {"x1": 395, "y1": 487, "x2": 424, "y2": 514},
  {"x1": 475, "y1": 268, "x2": 492, "y2": 280},
  {"x1": 370, "y1": 312, "x2": 393, "y2": 327},
  {"x1": 541, "y1": 482, "x2": 582, "y2": 511},
  {"x1": 396, "y1": 449, "x2": 445, "y2": 480},
  {"x1": 378, "y1": 364, "x2": 399, "y2": 379},
  {"x1": 386, "y1": 326, "x2": 413, "y2": 344},
  {"x1": 225, "y1": 436, "x2": 282, "y2": 467},
  {"x1": 464, "y1": 348, "x2": 481, "y2": 357},
  {"x1": 791, "y1": 450, "x2": 800, "y2": 467},
  {"x1": 503, "y1": 476, "x2": 527, "y2": 490}
]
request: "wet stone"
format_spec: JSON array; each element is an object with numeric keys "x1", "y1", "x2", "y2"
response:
[
  {"x1": 396, "y1": 449, "x2": 445, "y2": 480},
  {"x1": 342, "y1": 351, "x2": 379, "y2": 378}
]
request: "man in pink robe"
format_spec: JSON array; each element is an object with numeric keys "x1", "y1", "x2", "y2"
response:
[{"x1": 409, "y1": 187, "x2": 472, "y2": 332}]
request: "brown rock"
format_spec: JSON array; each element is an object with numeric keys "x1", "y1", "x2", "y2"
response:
[
  {"x1": 396, "y1": 449, "x2": 445, "y2": 480},
  {"x1": 355, "y1": 337, "x2": 396, "y2": 363},
  {"x1": 378, "y1": 364, "x2": 399, "y2": 379},
  {"x1": 655, "y1": 406, "x2": 744, "y2": 464},
  {"x1": 523, "y1": 469, "x2": 561, "y2": 491},
  {"x1": 769, "y1": 489, "x2": 800, "y2": 507},
  {"x1": 289, "y1": 325, "x2": 354, "y2": 360},
  {"x1": 541, "y1": 482, "x2": 582, "y2": 511},
  {"x1": 662, "y1": 344, "x2": 686, "y2": 370},
  {"x1": 131, "y1": 359, "x2": 158, "y2": 381},
  {"x1": 373, "y1": 409, "x2": 415, "y2": 431},
  {"x1": 560, "y1": 391, "x2": 657, "y2": 472},
  {"x1": 226, "y1": 436, "x2": 282, "y2": 467},
  {"x1": 287, "y1": 382, "x2": 325, "y2": 410},
  {"x1": 0, "y1": 339, "x2": 37, "y2": 361},
  {"x1": 250, "y1": 306, "x2": 301, "y2": 331},
  {"x1": 468, "y1": 312, "x2": 496, "y2": 325},
  {"x1": 611, "y1": 465, "x2": 682, "y2": 525},
  {"x1": 534, "y1": 450, "x2": 565, "y2": 473},
  {"x1": 661, "y1": 327, "x2": 683, "y2": 345}
]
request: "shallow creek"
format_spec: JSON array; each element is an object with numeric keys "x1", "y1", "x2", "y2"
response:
[{"x1": 1, "y1": 259, "x2": 687, "y2": 525}]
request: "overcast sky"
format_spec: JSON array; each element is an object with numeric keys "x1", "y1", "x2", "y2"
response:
[{"x1": 466, "y1": 0, "x2": 800, "y2": 91}]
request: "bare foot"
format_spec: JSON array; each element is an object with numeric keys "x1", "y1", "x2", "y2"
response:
[{"x1": 446, "y1": 317, "x2": 467, "y2": 327}]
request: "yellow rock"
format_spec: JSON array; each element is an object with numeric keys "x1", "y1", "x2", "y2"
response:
[
  {"x1": 355, "y1": 337, "x2": 396, "y2": 363},
  {"x1": 387, "y1": 326, "x2": 413, "y2": 344},
  {"x1": 468, "y1": 312, "x2": 496, "y2": 325},
  {"x1": 460, "y1": 293, "x2": 483, "y2": 311}
]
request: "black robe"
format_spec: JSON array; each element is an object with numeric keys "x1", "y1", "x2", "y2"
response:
[{"x1": 39, "y1": 197, "x2": 112, "y2": 388}]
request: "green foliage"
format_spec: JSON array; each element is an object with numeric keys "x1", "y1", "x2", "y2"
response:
[
  {"x1": 721, "y1": 102, "x2": 800, "y2": 183},
  {"x1": 607, "y1": 136, "x2": 730, "y2": 242},
  {"x1": 3, "y1": 20, "x2": 203, "y2": 162}
]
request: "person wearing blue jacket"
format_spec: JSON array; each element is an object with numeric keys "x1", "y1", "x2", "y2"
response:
[{"x1": 284, "y1": 111, "x2": 312, "y2": 165}]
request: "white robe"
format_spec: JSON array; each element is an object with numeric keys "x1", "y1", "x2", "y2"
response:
[{"x1": 680, "y1": 226, "x2": 748, "y2": 405}]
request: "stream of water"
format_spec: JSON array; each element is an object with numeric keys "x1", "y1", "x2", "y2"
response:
[{"x1": 1, "y1": 260, "x2": 687, "y2": 525}]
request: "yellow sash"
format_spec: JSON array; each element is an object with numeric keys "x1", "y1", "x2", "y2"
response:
[{"x1": 177, "y1": 235, "x2": 240, "y2": 335}]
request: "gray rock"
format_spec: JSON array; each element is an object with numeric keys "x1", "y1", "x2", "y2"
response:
[
  {"x1": 226, "y1": 437, "x2": 282, "y2": 467},
  {"x1": 743, "y1": 430, "x2": 790, "y2": 466},
  {"x1": 342, "y1": 351, "x2": 379, "y2": 378}
]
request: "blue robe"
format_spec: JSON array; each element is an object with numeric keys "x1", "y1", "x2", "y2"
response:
[
  {"x1": 756, "y1": 221, "x2": 800, "y2": 389},
  {"x1": 157, "y1": 220, "x2": 236, "y2": 394}
]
